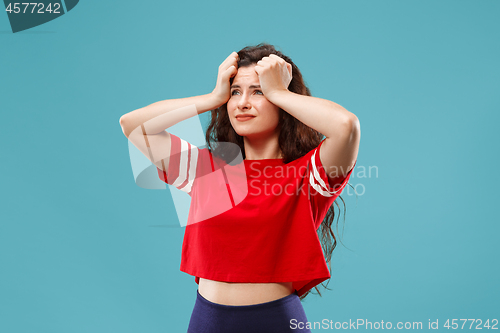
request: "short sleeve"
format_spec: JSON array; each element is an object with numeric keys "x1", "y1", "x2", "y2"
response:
[
  {"x1": 308, "y1": 139, "x2": 356, "y2": 228},
  {"x1": 156, "y1": 133, "x2": 201, "y2": 196}
]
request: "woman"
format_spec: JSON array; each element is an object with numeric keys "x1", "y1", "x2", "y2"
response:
[{"x1": 120, "y1": 43, "x2": 360, "y2": 333}]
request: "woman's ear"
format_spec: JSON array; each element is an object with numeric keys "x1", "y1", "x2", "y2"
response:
[{"x1": 286, "y1": 63, "x2": 292, "y2": 77}]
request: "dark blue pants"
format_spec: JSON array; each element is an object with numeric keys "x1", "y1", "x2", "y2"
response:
[{"x1": 187, "y1": 289, "x2": 312, "y2": 333}]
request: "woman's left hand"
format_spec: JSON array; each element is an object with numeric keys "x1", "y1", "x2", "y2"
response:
[{"x1": 254, "y1": 54, "x2": 292, "y2": 101}]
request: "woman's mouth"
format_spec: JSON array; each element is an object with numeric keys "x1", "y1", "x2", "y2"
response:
[{"x1": 236, "y1": 115, "x2": 256, "y2": 122}]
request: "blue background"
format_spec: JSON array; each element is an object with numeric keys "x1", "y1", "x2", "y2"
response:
[{"x1": 1, "y1": 0, "x2": 499, "y2": 332}]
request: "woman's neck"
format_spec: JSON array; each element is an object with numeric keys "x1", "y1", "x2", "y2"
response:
[{"x1": 243, "y1": 133, "x2": 283, "y2": 160}]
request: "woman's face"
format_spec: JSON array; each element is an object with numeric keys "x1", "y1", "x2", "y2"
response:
[{"x1": 227, "y1": 65, "x2": 281, "y2": 140}]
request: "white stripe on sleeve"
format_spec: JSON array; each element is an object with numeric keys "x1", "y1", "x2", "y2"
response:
[
  {"x1": 171, "y1": 138, "x2": 190, "y2": 188},
  {"x1": 309, "y1": 150, "x2": 342, "y2": 197},
  {"x1": 179, "y1": 143, "x2": 199, "y2": 194}
]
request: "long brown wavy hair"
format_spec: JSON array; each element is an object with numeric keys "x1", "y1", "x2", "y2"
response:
[{"x1": 205, "y1": 43, "x2": 350, "y2": 301}]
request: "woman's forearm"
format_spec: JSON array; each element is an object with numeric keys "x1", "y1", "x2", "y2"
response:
[
  {"x1": 266, "y1": 90, "x2": 358, "y2": 139},
  {"x1": 119, "y1": 92, "x2": 222, "y2": 138}
]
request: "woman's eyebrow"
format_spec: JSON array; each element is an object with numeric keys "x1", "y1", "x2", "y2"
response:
[{"x1": 230, "y1": 84, "x2": 261, "y2": 89}]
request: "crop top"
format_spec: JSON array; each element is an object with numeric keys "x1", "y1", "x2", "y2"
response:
[{"x1": 157, "y1": 133, "x2": 355, "y2": 297}]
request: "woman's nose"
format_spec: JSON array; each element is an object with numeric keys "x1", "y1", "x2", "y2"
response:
[{"x1": 238, "y1": 93, "x2": 251, "y2": 109}]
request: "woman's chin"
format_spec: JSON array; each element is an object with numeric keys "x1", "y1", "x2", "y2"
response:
[
  {"x1": 235, "y1": 127, "x2": 279, "y2": 140},
  {"x1": 234, "y1": 128, "x2": 254, "y2": 137},
  {"x1": 235, "y1": 129, "x2": 262, "y2": 138},
  {"x1": 233, "y1": 122, "x2": 279, "y2": 140}
]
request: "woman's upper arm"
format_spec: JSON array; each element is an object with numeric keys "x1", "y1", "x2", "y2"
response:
[
  {"x1": 127, "y1": 124, "x2": 171, "y2": 173},
  {"x1": 125, "y1": 122, "x2": 203, "y2": 195},
  {"x1": 319, "y1": 115, "x2": 360, "y2": 184}
]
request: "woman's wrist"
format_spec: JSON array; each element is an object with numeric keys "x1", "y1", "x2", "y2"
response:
[
  {"x1": 208, "y1": 91, "x2": 228, "y2": 110},
  {"x1": 265, "y1": 89, "x2": 292, "y2": 108}
]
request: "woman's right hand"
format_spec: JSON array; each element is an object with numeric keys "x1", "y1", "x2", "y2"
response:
[{"x1": 211, "y1": 52, "x2": 239, "y2": 108}]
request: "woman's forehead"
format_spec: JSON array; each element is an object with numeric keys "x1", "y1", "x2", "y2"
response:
[{"x1": 233, "y1": 66, "x2": 258, "y2": 85}]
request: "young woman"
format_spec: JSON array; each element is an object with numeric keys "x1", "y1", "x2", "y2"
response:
[{"x1": 119, "y1": 43, "x2": 360, "y2": 333}]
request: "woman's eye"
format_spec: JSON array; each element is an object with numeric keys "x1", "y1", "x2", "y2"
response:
[{"x1": 231, "y1": 90, "x2": 262, "y2": 96}]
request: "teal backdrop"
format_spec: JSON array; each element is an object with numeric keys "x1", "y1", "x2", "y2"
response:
[{"x1": 1, "y1": 0, "x2": 499, "y2": 332}]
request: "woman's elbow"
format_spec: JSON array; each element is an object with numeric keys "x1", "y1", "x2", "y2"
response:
[
  {"x1": 346, "y1": 114, "x2": 360, "y2": 143},
  {"x1": 119, "y1": 115, "x2": 131, "y2": 138},
  {"x1": 348, "y1": 114, "x2": 360, "y2": 133},
  {"x1": 335, "y1": 114, "x2": 360, "y2": 143}
]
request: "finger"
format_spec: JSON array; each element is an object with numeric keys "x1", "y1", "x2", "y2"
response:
[
  {"x1": 222, "y1": 52, "x2": 236, "y2": 64},
  {"x1": 260, "y1": 56, "x2": 281, "y2": 67},
  {"x1": 256, "y1": 60, "x2": 266, "y2": 67},
  {"x1": 232, "y1": 52, "x2": 239, "y2": 62},
  {"x1": 224, "y1": 65, "x2": 237, "y2": 79},
  {"x1": 257, "y1": 57, "x2": 272, "y2": 65},
  {"x1": 229, "y1": 65, "x2": 238, "y2": 77},
  {"x1": 269, "y1": 54, "x2": 285, "y2": 64},
  {"x1": 221, "y1": 52, "x2": 239, "y2": 67}
]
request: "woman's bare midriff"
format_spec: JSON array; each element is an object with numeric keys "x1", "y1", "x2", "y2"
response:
[{"x1": 198, "y1": 278, "x2": 294, "y2": 306}]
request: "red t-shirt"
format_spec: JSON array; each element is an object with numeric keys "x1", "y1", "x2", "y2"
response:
[{"x1": 157, "y1": 134, "x2": 355, "y2": 297}]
